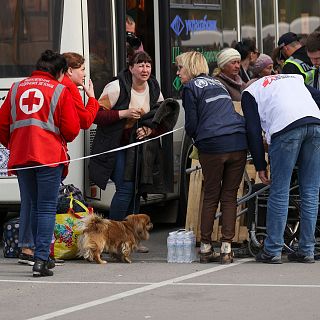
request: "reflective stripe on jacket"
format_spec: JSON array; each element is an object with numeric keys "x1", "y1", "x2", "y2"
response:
[
  {"x1": 10, "y1": 81, "x2": 63, "y2": 134},
  {"x1": 1, "y1": 71, "x2": 80, "y2": 173},
  {"x1": 284, "y1": 57, "x2": 315, "y2": 85}
]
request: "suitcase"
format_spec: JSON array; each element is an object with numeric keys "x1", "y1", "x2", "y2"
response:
[{"x1": 2, "y1": 217, "x2": 20, "y2": 258}]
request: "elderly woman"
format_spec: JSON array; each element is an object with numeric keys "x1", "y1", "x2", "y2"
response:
[
  {"x1": 245, "y1": 54, "x2": 274, "y2": 88},
  {"x1": 213, "y1": 48, "x2": 246, "y2": 101},
  {"x1": 176, "y1": 51, "x2": 247, "y2": 264},
  {"x1": 251, "y1": 53, "x2": 274, "y2": 78}
]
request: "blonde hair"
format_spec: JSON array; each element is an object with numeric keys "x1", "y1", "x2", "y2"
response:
[{"x1": 175, "y1": 51, "x2": 209, "y2": 80}]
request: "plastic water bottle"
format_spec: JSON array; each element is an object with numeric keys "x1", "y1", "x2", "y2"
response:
[
  {"x1": 183, "y1": 231, "x2": 193, "y2": 263},
  {"x1": 191, "y1": 231, "x2": 196, "y2": 261},
  {"x1": 176, "y1": 232, "x2": 185, "y2": 263},
  {"x1": 167, "y1": 232, "x2": 177, "y2": 263}
]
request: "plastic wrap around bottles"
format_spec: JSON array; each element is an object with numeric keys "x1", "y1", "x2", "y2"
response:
[{"x1": 167, "y1": 229, "x2": 196, "y2": 263}]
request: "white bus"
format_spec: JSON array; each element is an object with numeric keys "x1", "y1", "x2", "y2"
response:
[{"x1": 1, "y1": 0, "x2": 319, "y2": 223}]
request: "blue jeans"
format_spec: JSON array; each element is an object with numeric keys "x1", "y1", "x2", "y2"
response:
[
  {"x1": 109, "y1": 150, "x2": 140, "y2": 220},
  {"x1": 265, "y1": 124, "x2": 320, "y2": 257},
  {"x1": 17, "y1": 165, "x2": 63, "y2": 261}
]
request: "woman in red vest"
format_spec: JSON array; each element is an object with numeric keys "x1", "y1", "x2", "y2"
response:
[
  {"x1": 18, "y1": 52, "x2": 100, "y2": 265},
  {"x1": 0, "y1": 50, "x2": 80, "y2": 277}
]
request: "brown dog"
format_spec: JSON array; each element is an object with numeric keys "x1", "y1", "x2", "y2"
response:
[{"x1": 77, "y1": 214, "x2": 153, "y2": 264}]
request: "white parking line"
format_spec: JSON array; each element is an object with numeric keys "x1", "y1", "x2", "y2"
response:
[
  {"x1": 0, "y1": 280, "x2": 153, "y2": 285},
  {"x1": 1, "y1": 278, "x2": 319, "y2": 289},
  {"x1": 174, "y1": 283, "x2": 320, "y2": 288},
  {"x1": 25, "y1": 258, "x2": 251, "y2": 320}
]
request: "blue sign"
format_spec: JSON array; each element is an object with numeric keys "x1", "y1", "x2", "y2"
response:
[
  {"x1": 171, "y1": 15, "x2": 217, "y2": 36},
  {"x1": 170, "y1": 15, "x2": 185, "y2": 36}
]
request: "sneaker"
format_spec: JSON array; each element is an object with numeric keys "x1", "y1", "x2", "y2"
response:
[
  {"x1": 287, "y1": 252, "x2": 315, "y2": 263},
  {"x1": 199, "y1": 251, "x2": 220, "y2": 263},
  {"x1": 220, "y1": 251, "x2": 234, "y2": 264},
  {"x1": 18, "y1": 253, "x2": 34, "y2": 266},
  {"x1": 33, "y1": 260, "x2": 54, "y2": 277},
  {"x1": 255, "y1": 250, "x2": 282, "y2": 264},
  {"x1": 136, "y1": 244, "x2": 149, "y2": 253}
]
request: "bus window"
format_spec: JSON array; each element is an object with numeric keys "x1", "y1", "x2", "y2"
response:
[
  {"x1": 87, "y1": 0, "x2": 114, "y2": 98},
  {"x1": 0, "y1": 0, "x2": 63, "y2": 78},
  {"x1": 170, "y1": 1, "x2": 225, "y2": 98}
]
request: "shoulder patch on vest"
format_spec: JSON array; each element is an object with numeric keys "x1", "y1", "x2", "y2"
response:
[{"x1": 194, "y1": 78, "x2": 208, "y2": 88}]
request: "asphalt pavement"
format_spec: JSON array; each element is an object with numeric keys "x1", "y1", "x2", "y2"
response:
[{"x1": 1, "y1": 223, "x2": 320, "y2": 320}]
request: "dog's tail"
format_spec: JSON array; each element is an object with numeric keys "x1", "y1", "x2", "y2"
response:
[
  {"x1": 80, "y1": 214, "x2": 109, "y2": 234},
  {"x1": 77, "y1": 214, "x2": 109, "y2": 260}
]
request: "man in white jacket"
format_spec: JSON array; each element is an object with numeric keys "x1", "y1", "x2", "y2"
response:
[{"x1": 242, "y1": 74, "x2": 320, "y2": 264}]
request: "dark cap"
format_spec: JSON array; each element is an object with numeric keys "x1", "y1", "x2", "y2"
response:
[{"x1": 278, "y1": 32, "x2": 299, "y2": 47}]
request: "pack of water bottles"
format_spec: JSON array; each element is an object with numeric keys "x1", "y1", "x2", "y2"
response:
[{"x1": 167, "y1": 229, "x2": 196, "y2": 263}]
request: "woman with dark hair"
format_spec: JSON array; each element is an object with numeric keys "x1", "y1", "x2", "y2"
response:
[
  {"x1": 235, "y1": 38, "x2": 259, "y2": 82},
  {"x1": 18, "y1": 52, "x2": 100, "y2": 265},
  {"x1": 0, "y1": 50, "x2": 80, "y2": 277},
  {"x1": 89, "y1": 51, "x2": 164, "y2": 230},
  {"x1": 62, "y1": 52, "x2": 99, "y2": 129}
]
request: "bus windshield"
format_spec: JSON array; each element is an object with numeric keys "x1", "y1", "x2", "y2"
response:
[{"x1": 0, "y1": 0, "x2": 63, "y2": 78}]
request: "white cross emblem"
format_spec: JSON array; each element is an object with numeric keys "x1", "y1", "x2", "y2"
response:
[{"x1": 19, "y1": 89, "x2": 44, "y2": 114}]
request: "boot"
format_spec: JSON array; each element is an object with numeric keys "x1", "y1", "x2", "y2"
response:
[
  {"x1": 199, "y1": 243, "x2": 220, "y2": 263},
  {"x1": 220, "y1": 242, "x2": 233, "y2": 264},
  {"x1": 33, "y1": 260, "x2": 54, "y2": 277}
]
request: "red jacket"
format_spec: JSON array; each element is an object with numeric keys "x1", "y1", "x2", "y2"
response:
[
  {"x1": 0, "y1": 71, "x2": 80, "y2": 173},
  {"x1": 61, "y1": 75, "x2": 99, "y2": 129}
]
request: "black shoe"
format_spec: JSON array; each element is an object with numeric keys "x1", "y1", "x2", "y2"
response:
[
  {"x1": 47, "y1": 257, "x2": 56, "y2": 269},
  {"x1": 255, "y1": 250, "x2": 282, "y2": 264},
  {"x1": 199, "y1": 251, "x2": 220, "y2": 263},
  {"x1": 287, "y1": 252, "x2": 315, "y2": 263},
  {"x1": 18, "y1": 253, "x2": 34, "y2": 266},
  {"x1": 33, "y1": 260, "x2": 54, "y2": 277}
]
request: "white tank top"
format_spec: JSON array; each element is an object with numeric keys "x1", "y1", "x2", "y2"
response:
[{"x1": 244, "y1": 74, "x2": 320, "y2": 143}]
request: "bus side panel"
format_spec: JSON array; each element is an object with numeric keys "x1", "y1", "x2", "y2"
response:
[{"x1": 59, "y1": 0, "x2": 85, "y2": 192}]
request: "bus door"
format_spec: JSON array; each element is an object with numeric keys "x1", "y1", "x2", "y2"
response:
[{"x1": 84, "y1": 0, "x2": 117, "y2": 205}]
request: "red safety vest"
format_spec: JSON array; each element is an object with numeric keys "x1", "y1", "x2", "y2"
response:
[{"x1": 6, "y1": 72, "x2": 79, "y2": 173}]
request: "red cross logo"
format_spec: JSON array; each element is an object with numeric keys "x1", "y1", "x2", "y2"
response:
[
  {"x1": 262, "y1": 75, "x2": 278, "y2": 87},
  {"x1": 22, "y1": 91, "x2": 41, "y2": 112},
  {"x1": 19, "y1": 89, "x2": 44, "y2": 114}
]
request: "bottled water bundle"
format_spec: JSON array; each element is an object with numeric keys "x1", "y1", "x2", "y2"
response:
[{"x1": 167, "y1": 229, "x2": 196, "y2": 263}]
